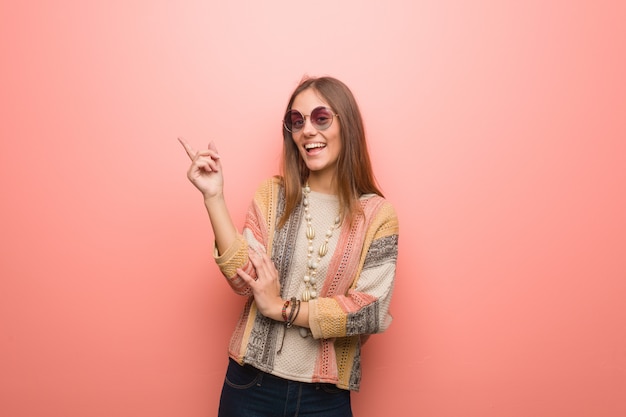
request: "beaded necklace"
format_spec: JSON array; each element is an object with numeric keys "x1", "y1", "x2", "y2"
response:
[{"x1": 300, "y1": 183, "x2": 341, "y2": 303}]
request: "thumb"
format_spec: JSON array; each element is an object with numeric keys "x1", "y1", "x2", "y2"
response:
[{"x1": 208, "y1": 141, "x2": 220, "y2": 155}]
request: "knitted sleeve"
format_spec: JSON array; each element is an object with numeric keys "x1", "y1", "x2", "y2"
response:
[
  {"x1": 308, "y1": 201, "x2": 399, "y2": 339},
  {"x1": 213, "y1": 178, "x2": 277, "y2": 295}
]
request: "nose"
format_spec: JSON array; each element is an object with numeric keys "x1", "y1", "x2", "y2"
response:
[{"x1": 302, "y1": 116, "x2": 318, "y2": 135}]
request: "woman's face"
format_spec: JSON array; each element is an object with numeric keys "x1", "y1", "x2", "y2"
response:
[{"x1": 290, "y1": 88, "x2": 342, "y2": 185}]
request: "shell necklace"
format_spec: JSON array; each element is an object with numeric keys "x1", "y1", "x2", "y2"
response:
[{"x1": 301, "y1": 183, "x2": 341, "y2": 302}]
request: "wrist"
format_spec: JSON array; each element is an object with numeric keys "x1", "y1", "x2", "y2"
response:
[
  {"x1": 257, "y1": 298, "x2": 285, "y2": 321},
  {"x1": 272, "y1": 298, "x2": 287, "y2": 322},
  {"x1": 203, "y1": 192, "x2": 225, "y2": 205}
]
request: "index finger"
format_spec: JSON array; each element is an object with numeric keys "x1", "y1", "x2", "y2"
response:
[{"x1": 177, "y1": 137, "x2": 196, "y2": 160}]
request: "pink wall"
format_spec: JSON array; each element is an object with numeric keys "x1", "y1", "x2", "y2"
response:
[{"x1": 1, "y1": 1, "x2": 625, "y2": 416}]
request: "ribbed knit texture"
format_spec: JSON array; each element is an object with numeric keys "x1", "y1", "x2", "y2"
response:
[{"x1": 214, "y1": 177, "x2": 399, "y2": 391}]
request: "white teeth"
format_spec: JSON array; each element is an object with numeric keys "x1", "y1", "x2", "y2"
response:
[{"x1": 305, "y1": 143, "x2": 325, "y2": 150}]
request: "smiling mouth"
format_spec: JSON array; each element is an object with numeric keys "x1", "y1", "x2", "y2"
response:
[{"x1": 304, "y1": 143, "x2": 326, "y2": 153}]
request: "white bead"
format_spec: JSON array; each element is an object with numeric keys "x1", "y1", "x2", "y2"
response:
[{"x1": 299, "y1": 188, "x2": 340, "y2": 311}]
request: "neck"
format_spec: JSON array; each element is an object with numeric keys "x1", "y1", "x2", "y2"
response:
[{"x1": 306, "y1": 174, "x2": 337, "y2": 195}]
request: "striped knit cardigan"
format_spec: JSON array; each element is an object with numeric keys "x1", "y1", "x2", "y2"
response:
[{"x1": 214, "y1": 176, "x2": 399, "y2": 391}]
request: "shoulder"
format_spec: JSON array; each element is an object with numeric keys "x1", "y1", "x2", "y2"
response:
[
  {"x1": 252, "y1": 176, "x2": 285, "y2": 205},
  {"x1": 360, "y1": 194, "x2": 398, "y2": 221},
  {"x1": 360, "y1": 194, "x2": 399, "y2": 235},
  {"x1": 255, "y1": 176, "x2": 284, "y2": 192}
]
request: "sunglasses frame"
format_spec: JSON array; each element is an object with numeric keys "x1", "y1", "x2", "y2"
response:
[{"x1": 283, "y1": 106, "x2": 339, "y2": 133}]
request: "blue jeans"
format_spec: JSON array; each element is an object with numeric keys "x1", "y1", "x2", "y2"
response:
[{"x1": 218, "y1": 358, "x2": 353, "y2": 417}]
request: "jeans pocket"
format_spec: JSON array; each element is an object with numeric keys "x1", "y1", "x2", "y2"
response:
[{"x1": 224, "y1": 360, "x2": 262, "y2": 390}]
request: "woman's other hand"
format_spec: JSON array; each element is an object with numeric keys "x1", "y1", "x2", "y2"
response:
[{"x1": 237, "y1": 249, "x2": 283, "y2": 320}]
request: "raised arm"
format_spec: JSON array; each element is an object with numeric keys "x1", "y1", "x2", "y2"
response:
[{"x1": 178, "y1": 138, "x2": 237, "y2": 255}]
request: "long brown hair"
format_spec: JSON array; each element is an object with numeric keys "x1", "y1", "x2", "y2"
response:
[{"x1": 279, "y1": 76, "x2": 383, "y2": 228}]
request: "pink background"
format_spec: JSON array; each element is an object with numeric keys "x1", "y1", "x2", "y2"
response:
[{"x1": 1, "y1": 1, "x2": 625, "y2": 416}]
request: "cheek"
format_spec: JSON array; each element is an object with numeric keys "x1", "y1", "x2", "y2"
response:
[
  {"x1": 290, "y1": 135, "x2": 301, "y2": 149},
  {"x1": 291, "y1": 138, "x2": 307, "y2": 157},
  {"x1": 330, "y1": 132, "x2": 342, "y2": 153}
]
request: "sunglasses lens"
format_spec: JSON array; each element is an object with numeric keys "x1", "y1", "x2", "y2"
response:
[
  {"x1": 284, "y1": 110, "x2": 304, "y2": 132},
  {"x1": 311, "y1": 107, "x2": 334, "y2": 130},
  {"x1": 284, "y1": 107, "x2": 335, "y2": 132}
]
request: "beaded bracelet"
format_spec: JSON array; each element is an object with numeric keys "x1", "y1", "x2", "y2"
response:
[
  {"x1": 286, "y1": 297, "x2": 297, "y2": 325},
  {"x1": 281, "y1": 299, "x2": 291, "y2": 323}
]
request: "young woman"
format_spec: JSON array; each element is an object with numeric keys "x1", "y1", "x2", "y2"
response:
[{"x1": 179, "y1": 76, "x2": 399, "y2": 417}]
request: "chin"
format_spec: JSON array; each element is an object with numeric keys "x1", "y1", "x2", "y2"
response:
[{"x1": 305, "y1": 163, "x2": 327, "y2": 172}]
